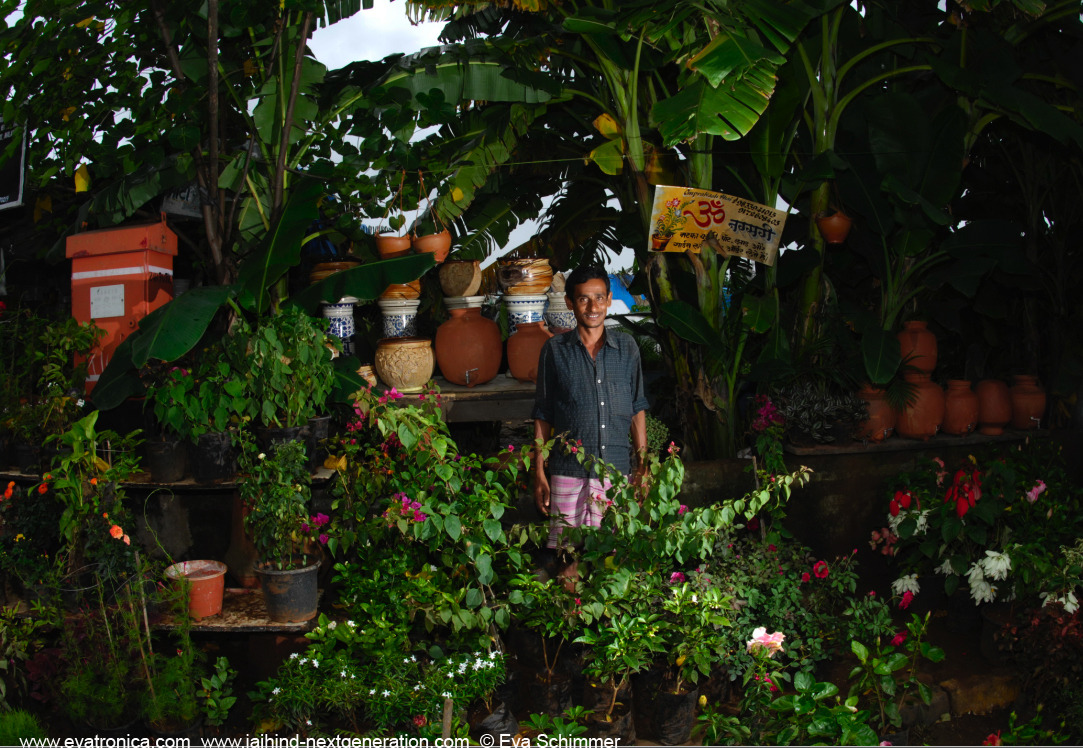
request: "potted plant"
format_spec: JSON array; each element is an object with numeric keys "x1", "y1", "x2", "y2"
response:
[
  {"x1": 229, "y1": 306, "x2": 338, "y2": 444},
  {"x1": 651, "y1": 195, "x2": 692, "y2": 249},
  {"x1": 239, "y1": 435, "x2": 327, "y2": 622},
  {"x1": 511, "y1": 574, "x2": 582, "y2": 715},
  {"x1": 142, "y1": 591, "x2": 205, "y2": 737}
]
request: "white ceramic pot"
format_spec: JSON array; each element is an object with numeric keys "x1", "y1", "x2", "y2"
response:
[
  {"x1": 322, "y1": 298, "x2": 358, "y2": 355},
  {"x1": 544, "y1": 292, "x2": 575, "y2": 333},
  {"x1": 503, "y1": 293, "x2": 548, "y2": 336},
  {"x1": 377, "y1": 298, "x2": 421, "y2": 338}
]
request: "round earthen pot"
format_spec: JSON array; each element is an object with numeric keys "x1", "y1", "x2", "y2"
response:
[
  {"x1": 897, "y1": 320, "x2": 937, "y2": 374},
  {"x1": 375, "y1": 233, "x2": 412, "y2": 259},
  {"x1": 507, "y1": 321, "x2": 552, "y2": 383},
  {"x1": 379, "y1": 279, "x2": 422, "y2": 300},
  {"x1": 435, "y1": 303, "x2": 502, "y2": 387},
  {"x1": 411, "y1": 229, "x2": 452, "y2": 262},
  {"x1": 895, "y1": 371, "x2": 944, "y2": 440},
  {"x1": 374, "y1": 337, "x2": 434, "y2": 393},
  {"x1": 815, "y1": 210, "x2": 852, "y2": 244},
  {"x1": 976, "y1": 379, "x2": 1012, "y2": 435},
  {"x1": 942, "y1": 380, "x2": 979, "y2": 436},
  {"x1": 1009, "y1": 375, "x2": 1046, "y2": 430},
  {"x1": 855, "y1": 385, "x2": 895, "y2": 443}
]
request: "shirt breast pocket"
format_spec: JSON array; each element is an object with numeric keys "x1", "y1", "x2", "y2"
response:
[{"x1": 605, "y1": 381, "x2": 632, "y2": 424}]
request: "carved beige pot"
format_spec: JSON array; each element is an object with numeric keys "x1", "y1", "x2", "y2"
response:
[{"x1": 374, "y1": 337, "x2": 435, "y2": 393}]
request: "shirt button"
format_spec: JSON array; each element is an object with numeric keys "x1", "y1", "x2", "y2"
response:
[
  {"x1": 601, "y1": 446, "x2": 606, "y2": 450},
  {"x1": 601, "y1": 424, "x2": 606, "y2": 429},
  {"x1": 600, "y1": 401, "x2": 605, "y2": 406},
  {"x1": 597, "y1": 379, "x2": 601, "y2": 384}
]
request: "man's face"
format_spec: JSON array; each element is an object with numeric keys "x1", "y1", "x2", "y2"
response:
[{"x1": 567, "y1": 278, "x2": 612, "y2": 331}]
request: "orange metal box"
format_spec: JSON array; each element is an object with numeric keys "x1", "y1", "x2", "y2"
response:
[{"x1": 66, "y1": 216, "x2": 177, "y2": 392}]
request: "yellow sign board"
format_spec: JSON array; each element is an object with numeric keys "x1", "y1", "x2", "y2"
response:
[{"x1": 647, "y1": 185, "x2": 787, "y2": 266}]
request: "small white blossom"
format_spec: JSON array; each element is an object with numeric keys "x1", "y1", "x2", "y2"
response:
[
  {"x1": 472, "y1": 660, "x2": 483, "y2": 670},
  {"x1": 430, "y1": 564, "x2": 438, "y2": 572},
  {"x1": 272, "y1": 687, "x2": 281, "y2": 695},
  {"x1": 258, "y1": 453, "x2": 266, "y2": 460},
  {"x1": 311, "y1": 659, "x2": 319, "y2": 669},
  {"x1": 447, "y1": 672, "x2": 455, "y2": 680},
  {"x1": 691, "y1": 594, "x2": 698, "y2": 603},
  {"x1": 969, "y1": 576, "x2": 996, "y2": 604},
  {"x1": 299, "y1": 658, "x2": 308, "y2": 666},
  {"x1": 966, "y1": 561, "x2": 986, "y2": 586},
  {"x1": 403, "y1": 658, "x2": 410, "y2": 664},
  {"x1": 891, "y1": 574, "x2": 920, "y2": 596},
  {"x1": 306, "y1": 720, "x2": 312, "y2": 726},
  {"x1": 913, "y1": 510, "x2": 930, "y2": 534},
  {"x1": 411, "y1": 654, "x2": 417, "y2": 662},
  {"x1": 340, "y1": 670, "x2": 347, "y2": 678},
  {"x1": 328, "y1": 621, "x2": 338, "y2": 630},
  {"x1": 442, "y1": 691, "x2": 452, "y2": 699},
  {"x1": 935, "y1": 558, "x2": 956, "y2": 576},
  {"x1": 347, "y1": 620, "x2": 356, "y2": 627},
  {"x1": 382, "y1": 690, "x2": 391, "y2": 697},
  {"x1": 289, "y1": 653, "x2": 299, "y2": 660},
  {"x1": 369, "y1": 689, "x2": 376, "y2": 696},
  {"x1": 414, "y1": 685, "x2": 421, "y2": 691},
  {"x1": 980, "y1": 550, "x2": 1012, "y2": 581},
  {"x1": 488, "y1": 651, "x2": 497, "y2": 660}
]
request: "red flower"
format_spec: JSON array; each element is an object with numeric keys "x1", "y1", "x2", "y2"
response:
[
  {"x1": 899, "y1": 591, "x2": 914, "y2": 610},
  {"x1": 37, "y1": 483, "x2": 48, "y2": 494},
  {"x1": 983, "y1": 731, "x2": 1002, "y2": 746},
  {"x1": 812, "y1": 560, "x2": 829, "y2": 579},
  {"x1": 891, "y1": 631, "x2": 908, "y2": 647},
  {"x1": 746, "y1": 517, "x2": 760, "y2": 531},
  {"x1": 801, "y1": 572, "x2": 811, "y2": 583},
  {"x1": 945, "y1": 467, "x2": 982, "y2": 518}
]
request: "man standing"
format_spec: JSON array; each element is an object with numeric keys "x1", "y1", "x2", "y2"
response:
[{"x1": 532, "y1": 265, "x2": 649, "y2": 575}]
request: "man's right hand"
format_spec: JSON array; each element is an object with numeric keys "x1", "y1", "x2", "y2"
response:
[{"x1": 534, "y1": 470, "x2": 551, "y2": 516}]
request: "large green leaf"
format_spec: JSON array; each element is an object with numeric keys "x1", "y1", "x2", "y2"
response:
[
  {"x1": 89, "y1": 334, "x2": 144, "y2": 410},
  {"x1": 128, "y1": 285, "x2": 236, "y2": 367},
  {"x1": 658, "y1": 300, "x2": 716, "y2": 346},
  {"x1": 654, "y1": 67, "x2": 779, "y2": 145},
  {"x1": 236, "y1": 177, "x2": 324, "y2": 314},
  {"x1": 862, "y1": 327, "x2": 902, "y2": 385},
  {"x1": 288, "y1": 254, "x2": 435, "y2": 313},
  {"x1": 742, "y1": 294, "x2": 777, "y2": 333}
]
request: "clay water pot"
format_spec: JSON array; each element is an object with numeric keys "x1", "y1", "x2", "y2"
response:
[
  {"x1": 507, "y1": 321, "x2": 552, "y2": 383},
  {"x1": 374, "y1": 337, "x2": 434, "y2": 393},
  {"x1": 895, "y1": 372, "x2": 944, "y2": 440},
  {"x1": 855, "y1": 385, "x2": 895, "y2": 442},
  {"x1": 942, "y1": 379, "x2": 980, "y2": 436},
  {"x1": 897, "y1": 320, "x2": 937, "y2": 374},
  {"x1": 435, "y1": 301, "x2": 502, "y2": 387},
  {"x1": 1010, "y1": 375, "x2": 1046, "y2": 430},
  {"x1": 374, "y1": 233, "x2": 412, "y2": 258},
  {"x1": 976, "y1": 379, "x2": 1012, "y2": 435}
]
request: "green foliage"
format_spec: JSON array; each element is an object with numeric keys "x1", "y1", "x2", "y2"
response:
[
  {"x1": 202, "y1": 656, "x2": 239, "y2": 729},
  {"x1": 239, "y1": 436, "x2": 314, "y2": 571},
  {"x1": 0, "y1": 609, "x2": 51, "y2": 711},
  {"x1": 0, "y1": 709, "x2": 48, "y2": 744}
]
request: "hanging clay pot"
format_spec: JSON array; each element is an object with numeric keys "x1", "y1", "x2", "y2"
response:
[
  {"x1": 976, "y1": 379, "x2": 1012, "y2": 435},
  {"x1": 374, "y1": 337, "x2": 435, "y2": 393},
  {"x1": 435, "y1": 299, "x2": 502, "y2": 387},
  {"x1": 507, "y1": 321, "x2": 553, "y2": 383},
  {"x1": 897, "y1": 320, "x2": 937, "y2": 374},
  {"x1": 816, "y1": 210, "x2": 852, "y2": 244},
  {"x1": 942, "y1": 380, "x2": 980, "y2": 436},
  {"x1": 895, "y1": 372, "x2": 944, "y2": 440},
  {"x1": 854, "y1": 385, "x2": 896, "y2": 443},
  {"x1": 1010, "y1": 375, "x2": 1046, "y2": 430},
  {"x1": 411, "y1": 229, "x2": 452, "y2": 262},
  {"x1": 374, "y1": 233, "x2": 412, "y2": 259}
]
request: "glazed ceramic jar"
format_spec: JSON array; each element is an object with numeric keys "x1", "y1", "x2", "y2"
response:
[
  {"x1": 374, "y1": 337, "x2": 435, "y2": 393},
  {"x1": 497, "y1": 257, "x2": 553, "y2": 295}
]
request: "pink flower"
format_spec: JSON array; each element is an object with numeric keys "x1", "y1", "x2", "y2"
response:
[
  {"x1": 899, "y1": 591, "x2": 914, "y2": 610},
  {"x1": 387, "y1": 387, "x2": 404, "y2": 400},
  {"x1": 312, "y1": 513, "x2": 330, "y2": 527},
  {"x1": 318, "y1": 533, "x2": 329, "y2": 545},
  {"x1": 1026, "y1": 480, "x2": 1047, "y2": 503},
  {"x1": 378, "y1": 395, "x2": 388, "y2": 404},
  {"x1": 746, "y1": 627, "x2": 785, "y2": 657},
  {"x1": 666, "y1": 197, "x2": 680, "y2": 208},
  {"x1": 983, "y1": 731, "x2": 1002, "y2": 746},
  {"x1": 301, "y1": 522, "x2": 311, "y2": 533},
  {"x1": 677, "y1": 504, "x2": 688, "y2": 516},
  {"x1": 768, "y1": 544, "x2": 777, "y2": 552},
  {"x1": 812, "y1": 560, "x2": 829, "y2": 579},
  {"x1": 670, "y1": 571, "x2": 686, "y2": 584},
  {"x1": 800, "y1": 572, "x2": 811, "y2": 583},
  {"x1": 891, "y1": 631, "x2": 908, "y2": 647},
  {"x1": 507, "y1": 444, "x2": 514, "y2": 452}
]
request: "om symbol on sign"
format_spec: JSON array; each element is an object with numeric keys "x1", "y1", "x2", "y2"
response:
[{"x1": 684, "y1": 199, "x2": 726, "y2": 228}]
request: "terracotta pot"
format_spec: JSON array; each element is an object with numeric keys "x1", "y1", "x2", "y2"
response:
[
  {"x1": 435, "y1": 304, "x2": 502, "y2": 387},
  {"x1": 438, "y1": 260, "x2": 482, "y2": 297},
  {"x1": 507, "y1": 321, "x2": 552, "y2": 383},
  {"x1": 976, "y1": 379, "x2": 1012, "y2": 435},
  {"x1": 897, "y1": 320, "x2": 937, "y2": 374},
  {"x1": 165, "y1": 560, "x2": 227, "y2": 620},
  {"x1": 379, "y1": 279, "x2": 422, "y2": 300},
  {"x1": 855, "y1": 385, "x2": 895, "y2": 442},
  {"x1": 895, "y1": 371, "x2": 944, "y2": 440},
  {"x1": 816, "y1": 210, "x2": 852, "y2": 244},
  {"x1": 497, "y1": 257, "x2": 553, "y2": 295},
  {"x1": 308, "y1": 260, "x2": 360, "y2": 286},
  {"x1": 1010, "y1": 375, "x2": 1046, "y2": 430},
  {"x1": 374, "y1": 233, "x2": 412, "y2": 258},
  {"x1": 411, "y1": 229, "x2": 452, "y2": 262},
  {"x1": 374, "y1": 337, "x2": 435, "y2": 393},
  {"x1": 942, "y1": 379, "x2": 980, "y2": 436}
]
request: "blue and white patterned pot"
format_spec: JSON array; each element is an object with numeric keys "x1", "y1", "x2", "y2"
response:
[
  {"x1": 377, "y1": 298, "x2": 420, "y2": 339},
  {"x1": 544, "y1": 292, "x2": 576, "y2": 333},
  {"x1": 321, "y1": 298, "x2": 358, "y2": 356},
  {"x1": 503, "y1": 294, "x2": 548, "y2": 336}
]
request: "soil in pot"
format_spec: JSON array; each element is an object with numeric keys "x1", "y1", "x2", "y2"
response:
[
  {"x1": 525, "y1": 672, "x2": 573, "y2": 717},
  {"x1": 650, "y1": 687, "x2": 699, "y2": 745},
  {"x1": 583, "y1": 702, "x2": 635, "y2": 745}
]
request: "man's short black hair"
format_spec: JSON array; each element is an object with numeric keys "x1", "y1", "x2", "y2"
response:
[{"x1": 565, "y1": 265, "x2": 610, "y2": 297}]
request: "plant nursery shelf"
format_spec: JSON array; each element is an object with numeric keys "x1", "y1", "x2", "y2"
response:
[
  {"x1": 391, "y1": 374, "x2": 537, "y2": 423},
  {"x1": 0, "y1": 467, "x2": 337, "y2": 491},
  {"x1": 155, "y1": 587, "x2": 321, "y2": 633},
  {"x1": 784, "y1": 428, "x2": 1045, "y2": 456}
]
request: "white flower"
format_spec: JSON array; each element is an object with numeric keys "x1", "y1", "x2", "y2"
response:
[
  {"x1": 311, "y1": 659, "x2": 319, "y2": 668},
  {"x1": 966, "y1": 561, "x2": 986, "y2": 586},
  {"x1": 447, "y1": 672, "x2": 455, "y2": 679},
  {"x1": 487, "y1": 652, "x2": 497, "y2": 660},
  {"x1": 369, "y1": 689, "x2": 376, "y2": 695},
  {"x1": 258, "y1": 452, "x2": 266, "y2": 460},
  {"x1": 430, "y1": 564, "x2": 438, "y2": 572},
  {"x1": 691, "y1": 594, "x2": 698, "y2": 603},
  {"x1": 969, "y1": 576, "x2": 996, "y2": 604},
  {"x1": 1063, "y1": 591, "x2": 1079, "y2": 614},
  {"x1": 891, "y1": 574, "x2": 920, "y2": 596},
  {"x1": 76, "y1": 399, "x2": 85, "y2": 408},
  {"x1": 980, "y1": 550, "x2": 1012, "y2": 581},
  {"x1": 272, "y1": 687, "x2": 281, "y2": 695},
  {"x1": 306, "y1": 720, "x2": 312, "y2": 726},
  {"x1": 289, "y1": 653, "x2": 299, "y2": 660},
  {"x1": 347, "y1": 620, "x2": 356, "y2": 627},
  {"x1": 414, "y1": 685, "x2": 421, "y2": 691},
  {"x1": 442, "y1": 691, "x2": 452, "y2": 699},
  {"x1": 328, "y1": 621, "x2": 338, "y2": 630},
  {"x1": 913, "y1": 510, "x2": 930, "y2": 535},
  {"x1": 472, "y1": 660, "x2": 483, "y2": 670},
  {"x1": 935, "y1": 558, "x2": 956, "y2": 576},
  {"x1": 340, "y1": 670, "x2": 347, "y2": 678},
  {"x1": 411, "y1": 654, "x2": 418, "y2": 662},
  {"x1": 299, "y1": 658, "x2": 308, "y2": 666},
  {"x1": 403, "y1": 658, "x2": 410, "y2": 664},
  {"x1": 382, "y1": 690, "x2": 391, "y2": 697},
  {"x1": 887, "y1": 513, "x2": 904, "y2": 533}
]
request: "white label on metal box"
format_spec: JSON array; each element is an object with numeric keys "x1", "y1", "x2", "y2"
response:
[{"x1": 90, "y1": 284, "x2": 125, "y2": 318}]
